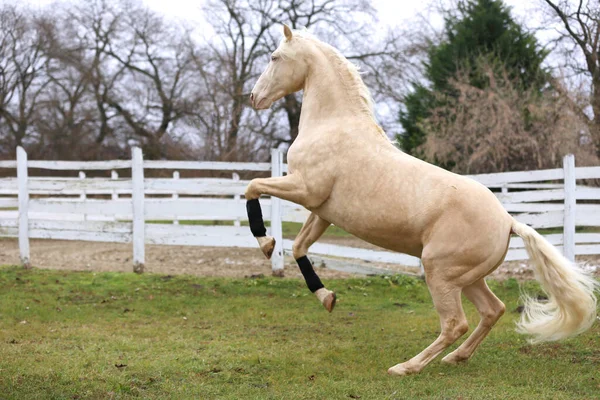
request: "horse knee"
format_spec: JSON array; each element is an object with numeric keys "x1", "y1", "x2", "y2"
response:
[{"x1": 244, "y1": 179, "x2": 261, "y2": 200}]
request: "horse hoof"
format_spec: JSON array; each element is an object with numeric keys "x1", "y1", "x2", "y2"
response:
[
  {"x1": 315, "y1": 288, "x2": 336, "y2": 312},
  {"x1": 441, "y1": 352, "x2": 467, "y2": 365},
  {"x1": 323, "y1": 292, "x2": 336, "y2": 313},
  {"x1": 257, "y1": 236, "x2": 276, "y2": 259},
  {"x1": 387, "y1": 363, "x2": 418, "y2": 376}
]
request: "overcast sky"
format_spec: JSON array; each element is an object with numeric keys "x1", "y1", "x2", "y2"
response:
[{"x1": 20, "y1": 0, "x2": 543, "y2": 33}]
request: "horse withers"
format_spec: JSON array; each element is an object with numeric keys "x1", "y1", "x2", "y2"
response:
[{"x1": 244, "y1": 25, "x2": 598, "y2": 375}]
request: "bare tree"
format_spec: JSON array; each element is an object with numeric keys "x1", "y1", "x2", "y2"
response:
[
  {"x1": 0, "y1": 5, "x2": 50, "y2": 155},
  {"x1": 101, "y1": 2, "x2": 195, "y2": 159},
  {"x1": 419, "y1": 59, "x2": 597, "y2": 174},
  {"x1": 197, "y1": 0, "x2": 412, "y2": 161},
  {"x1": 541, "y1": 0, "x2": 600, "y2": 156}
]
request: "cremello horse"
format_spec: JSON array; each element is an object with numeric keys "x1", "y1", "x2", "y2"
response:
[{"x1": 244, "y1": 25, "x2": 598, "y2": 375}]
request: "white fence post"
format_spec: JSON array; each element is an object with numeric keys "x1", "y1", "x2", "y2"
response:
[
  {"x1": 232, "y1": 172, "x2": 241, "y2": 227},
  {"x1": 17, "y1": 146, "x2": 30, "y2": 268},
  {"x1": 563, "y1": 154, "x2": 576, "y2": 262},
  {"x1": 111, "y1": 170, "x2": 119, "y2": 200},
  {"x1": 111, "y1": 170, "x2": 118, "y2": 222},
  {"x1": 132, "y1": 147, "x2": 145, "y2": 273},
  {"x1": 79, "y1": 171, "x2": 87, "y2": 221},
  {"x1": 172, "y1": 171, "x2": 179, "y2": 225},
  {"x1": 270, "y1": 149, "x2": 284, "y2": 276}
]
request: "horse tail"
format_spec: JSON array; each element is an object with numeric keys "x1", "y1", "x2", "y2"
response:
[{"x1": 511, "y1": 219, "x2": 598, "y2": 343}]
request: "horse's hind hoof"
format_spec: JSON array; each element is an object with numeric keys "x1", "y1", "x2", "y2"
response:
[
  {"x1": 315, "y1": 288, "x2": 336, "y2": 313},
  {"x1": 323, "y1": 292, "x2": 336, "y2": 313},
  {"x1": 257, "y1": 236, "x2": 276, "y2": 259}
]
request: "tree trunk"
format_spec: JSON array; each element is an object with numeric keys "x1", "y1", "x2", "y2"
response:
[
  {"x1": 225, "y1": 84, "x2": 245, "y2": 161},
  {"x1": 142, "y1": 136, "x2": 162, "y2": 160},
  {"x1": 284, "y1": 94, "x2": 302, "y2": 143},
  {"x1": 592, "y1": 81, "x2": 600, "y2": 158}
]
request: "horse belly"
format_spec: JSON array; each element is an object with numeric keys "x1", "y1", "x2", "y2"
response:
[{"x1": 313, "y1": 199, "x2": 425, "y2": 257}]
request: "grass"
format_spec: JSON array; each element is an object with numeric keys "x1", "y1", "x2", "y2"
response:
[{"x1": 0, "y1": 267, "x2": 598, "y2": 399}]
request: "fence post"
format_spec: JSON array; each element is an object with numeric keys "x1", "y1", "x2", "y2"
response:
[
  {"x1": 79, "y1": 171, "x2": 87, "y2": 221},
  {"x1": 232, "y1": 172, "x2": 241, "y2": 227},
  {"x1": 16, "y1": 147, "x2": 30, "y2": 269},
  {"x1": 270, "y1": 148, "x2": 284, "y2": 276},
  {"x1": 111, "y1": 170, "x2": 118, "y2": 222},
  {"x1": 172, "y1": 171, "x2": 179, "y2": 225},
  {"x1": 132, "y1": 147, "x2": 145, "y2": 273},
  {"x1": 563, "y1": 154, "x2": 576, "y2": 262}
]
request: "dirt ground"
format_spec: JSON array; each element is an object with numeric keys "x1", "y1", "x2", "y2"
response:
[{"x1": 0, "y1": 237, "x2": 597, "y2": 280}]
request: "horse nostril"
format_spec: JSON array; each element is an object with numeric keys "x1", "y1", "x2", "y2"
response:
[{"x1": 250, "y1": 93, "x2": 254, "y2": 102}]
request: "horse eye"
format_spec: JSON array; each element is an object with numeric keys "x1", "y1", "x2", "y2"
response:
[{"x1": 271, "y1": 55, "x2": 278, "y2": 62}]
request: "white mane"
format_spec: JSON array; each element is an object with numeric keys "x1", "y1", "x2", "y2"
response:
[{"x1": 279, "y1": 29, "x2": 386, "y2": 137}]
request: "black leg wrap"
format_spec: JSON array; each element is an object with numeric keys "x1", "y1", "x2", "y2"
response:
[
  {"x1": 246, "y1": 199, "x2": 266, "y2": 237},
  {"x1": 296, "y1": 256, "x2": 324, "y2": 293}
]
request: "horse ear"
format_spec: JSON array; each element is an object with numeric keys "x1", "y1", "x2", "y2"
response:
[{"x1": 283, "y1": 24, "x2": 293, "y2": 41}]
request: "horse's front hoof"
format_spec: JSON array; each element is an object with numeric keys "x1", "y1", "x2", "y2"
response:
[{"x1": 257, "y1": 236, "x2": 275, "y2": 259}]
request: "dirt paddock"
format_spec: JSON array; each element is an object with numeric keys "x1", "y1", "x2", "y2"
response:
[{"x1": 0, "y1": 237, "x2": 597, "y2": 280}]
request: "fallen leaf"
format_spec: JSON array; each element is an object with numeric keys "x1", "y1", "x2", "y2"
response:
[
  {"x1": 19, "y1": 320, "x2": 27, "y2": 324},
  {"x1": 308, "y1": 375, "x2": 316, "y2": 381},
  {"x1": 114, "y1": 364, "x2": 127, "y2": 369}
]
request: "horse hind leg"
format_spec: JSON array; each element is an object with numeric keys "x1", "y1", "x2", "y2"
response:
[
  {"x1": 441, "y1": 279, "x2": 505, "y2": 365},
  {"x1": 388, "y1": 277, "x2": 469, "y2": 376}
]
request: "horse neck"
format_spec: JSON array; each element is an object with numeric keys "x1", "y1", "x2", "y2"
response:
[{"x1": 298, "y1": 51, "x2": 365, "y2": 132}]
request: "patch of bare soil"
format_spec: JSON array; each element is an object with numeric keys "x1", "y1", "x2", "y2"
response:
[
  {"x1": 0, "y1": 238, "x2": 354, "y2": 279},
  {"x1": 0, "y1": 237, "x2": 597, "y2": 280}
]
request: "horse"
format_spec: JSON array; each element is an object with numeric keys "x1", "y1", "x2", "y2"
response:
[{"x1": 244, "y1": 25, "x2": 598, "y2": 375}]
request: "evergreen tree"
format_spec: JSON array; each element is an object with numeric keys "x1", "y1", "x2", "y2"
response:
[{"x1": 398, "y1": 0, "x2": 548, "y2": 156}]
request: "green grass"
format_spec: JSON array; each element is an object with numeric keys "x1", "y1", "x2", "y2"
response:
[{"x1": 0, "y1": 267, "x2": 598, "y2": 399}]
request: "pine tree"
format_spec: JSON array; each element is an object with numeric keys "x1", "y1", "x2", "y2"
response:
[{"x1": 398, "y1": 0, "x2": 548, "y2": 156}]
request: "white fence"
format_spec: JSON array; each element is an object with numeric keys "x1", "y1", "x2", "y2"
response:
[{"x1": 0, "y1": 147, "x2": 598, "y2": 276}]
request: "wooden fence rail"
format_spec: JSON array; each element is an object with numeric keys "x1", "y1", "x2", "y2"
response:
[{"x1": 0, "y1": 147, "x2": 598, "y2": 276}]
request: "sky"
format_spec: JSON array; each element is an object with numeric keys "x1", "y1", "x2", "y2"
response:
[
  {"x1": 21, "y1": 0, "x2": 543, "y2": 32},
  {"x1": 17, "y1": 0, "x2": 564, "y2": 128},
  {"x1": 19, "y1": 0, "x2": 554, "y2": 60}
]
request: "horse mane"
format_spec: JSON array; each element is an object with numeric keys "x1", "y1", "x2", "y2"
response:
[{"x1": 280, "y1": 29, "x2": 388, "y2": 139}]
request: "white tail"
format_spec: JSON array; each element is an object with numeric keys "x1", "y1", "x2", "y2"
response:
[{"x1": 511, "y1": 219, "x2": 598, "y2": 343}]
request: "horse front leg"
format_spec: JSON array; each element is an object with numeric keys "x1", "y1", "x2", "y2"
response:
[
  {"x1": 293, "y1": 213, "x2": 336, "y2": 312},
  {"x1": 244, "y1": 174, "x2": 313, "y2": 259}
]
